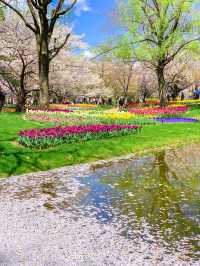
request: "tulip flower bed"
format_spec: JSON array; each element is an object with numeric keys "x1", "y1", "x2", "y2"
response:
[
  {"x1": 18, "y1": 124, "x2": 141, "y2": 149},
  {"x1": 171, "y1": 100, "x2": 200, "y2": 109},
  {"x1": 28, "y1": 108, "x2": 73, "y2": 113},
  {"x1": 3, "y1": 112, "x2": 200, "y2": 177},
  {"x1": 64, "y1": 103, "x2": 97, "y2": 108},
  {"x1": 26, "y1": 109, "x2": 75, "y2": 123},
  {"x1": 129, "y1": 106, "x2": 188, "y2": 117},
  {"x1": 171, "y1": 99, "x2": 200, "y2": 105},
  {"x1": 26, "y1": 109, "x2": 156, "y2": 126},
  {"x1": 126, "y1": 101, "x2": 160, "y2": 108},
  {"x1": 26, "y1": 112, "x2": 82, "y2": 124},
  {"x1": 2, "y1": 106, "x2": 16, "y2": 113},
  {"x1": 154, "y1": 117, "x2": 199, "y2": 123},
  {"x1": 49, "y1": 103, "x2": 97, "y2": 110}
]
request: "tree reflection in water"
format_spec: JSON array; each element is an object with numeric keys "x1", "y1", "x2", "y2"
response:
[{"x1": 89, "y1": 146, "x2": 200, "y2": 257}]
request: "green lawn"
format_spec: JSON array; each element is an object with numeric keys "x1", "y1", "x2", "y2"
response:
[{"x1": 1, "y1": 112, "x2": 200, "y2": 177}]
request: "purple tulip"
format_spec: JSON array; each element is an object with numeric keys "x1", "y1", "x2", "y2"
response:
[{"x1": 153, "y1": 117, "x2": 199, "y2": 123}]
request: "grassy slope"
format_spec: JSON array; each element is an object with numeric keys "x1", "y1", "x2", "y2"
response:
[{"x1": 1, "y1": 112, "x2": 200, "y2": 177}]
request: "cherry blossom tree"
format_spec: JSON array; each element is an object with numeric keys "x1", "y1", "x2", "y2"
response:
[
  {"x1": 50, "y1": 54, "x2": 106, "y2": 101},
  {"x1": 0, "y1": 15, "x2": 36, "y2": 112},
  {"x1": 0, "y1": 0, "x2": 78, "y2": 107}
]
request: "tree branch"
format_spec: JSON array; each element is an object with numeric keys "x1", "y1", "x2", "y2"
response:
[
  {"x1": 49, "y1": 33, "x2": 70, "y2": 61},
  {"x1": 0, "y1": 0, "x2": 36, "y2": 33}
]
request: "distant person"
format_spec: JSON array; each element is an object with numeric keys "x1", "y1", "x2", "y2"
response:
[
  {"x1": 95, "y1": 98, "x2": 98, "y2": 104},
  {"x1": 118, "y1": 97, "x2": 125, "y2": 110},
  {"x1": 102, "y1": 98, "x2": 106, "y2": 105},
  {"x1": 108, "y1": 98, "x2": 112, "y2": 105},
  {"x1": 97, "y1": 97, "x2": 102, "y2": 105},
  {"x1": 181, "y1": 92, "x2": 185, "y2": 101},
  {"x1": 193, "y1": 90, "x2": 199, "y2": 99},
  {"x1": 167, "y1": 95, "x2": 171, "y2": 102}
]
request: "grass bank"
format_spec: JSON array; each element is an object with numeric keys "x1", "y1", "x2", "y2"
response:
[{"x1": 1, "y1": 112, "x2": 200, "y2": 177}]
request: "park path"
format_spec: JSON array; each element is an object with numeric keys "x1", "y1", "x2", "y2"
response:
[{"x1": 0, "y1": 162, "x2": 197, "y2": 266}]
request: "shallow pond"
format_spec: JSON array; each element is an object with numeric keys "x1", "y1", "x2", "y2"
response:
[{"x1": 77, "y1": 144, "x2": 200, "y2": 259}]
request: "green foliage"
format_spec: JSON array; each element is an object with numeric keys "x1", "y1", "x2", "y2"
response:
[
  {"x1": 118, "y1": 0, "x2": 200, "y2": 64},
  {"x1": 112, "y1": 35, "x2": 134, "y2": 60},
  {"x1": 0, "y1": 4, "x2": 4, "y2": 21}
]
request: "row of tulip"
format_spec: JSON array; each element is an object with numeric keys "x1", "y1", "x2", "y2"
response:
[
  {"x1": 129, "y1": 106, "x2": 188, "y2": 116},
  {"x1": 63, "y1": 103, "x2": 97, "y2": 108},
  {"x1": 18, "y1": 124, "x2": 141, "y2": 149},
  {"x1": 25, "y1": 106, "x2": 193, "y2": 127},
  {"x1": 154, "y1": 117, "x2": 199, "y2": 123},
  {"x1": 126, "y1": 101, "x2": 160, "y2": 108},
  {"x1": 172, "y1": 99, "x2": 200, "y2": 104},
  {"x1": 49, "y1": 103, "x2": 97, "y2": 110},
  {"x1": 126, "y1": 99, "x2": 200, "y2": 108},
  {"x1": 26, "y1": 109, "x2": 156, "y2": 126},
  {"x1": 28, "y1": 108, "x2": 73, "y2": 113},
  {"x1": 171, "y1": 100, "x2": 200, "y2": 109}
]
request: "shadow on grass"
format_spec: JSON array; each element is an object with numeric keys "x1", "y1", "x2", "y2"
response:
[
  {"x1": 0, "y1": 150, "x2": 53, "y2": 177},
  {"x1": 0, "y1": 142, "x2": 85, "y2": 177},
  {"x1": 0, "y1": 138, "x2": 16, "y2": 142}
]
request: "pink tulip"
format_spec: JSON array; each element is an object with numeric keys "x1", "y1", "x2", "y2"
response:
[{"x1": 19, "y1": 125, "x2": 141, "y2": 139}]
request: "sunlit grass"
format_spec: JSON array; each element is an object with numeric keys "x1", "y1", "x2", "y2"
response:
[{"x1": 1, "y1": 111, "x2": 200, "y2": 177}]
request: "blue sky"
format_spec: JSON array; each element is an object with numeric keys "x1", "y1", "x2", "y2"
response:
[{"x1": 73, "y1": 0, "x2": 116, "y2": 47}]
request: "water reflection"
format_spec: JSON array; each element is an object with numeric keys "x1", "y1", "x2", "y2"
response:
[
  {"x1": 1, "y1": 144, "x2": 200, "y2": 259},
  {"x1": 79, "y1": 144, "x2": 200, "y2": 258}
]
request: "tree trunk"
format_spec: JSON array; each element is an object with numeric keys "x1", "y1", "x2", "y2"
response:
[
  {"x1": 124, "y1": 95, "x2": 128, "y2": 106},
  {"x1": 142, "y1": 94, "x2": 146, "y2": 103},
  {"x1": 0, "y1": 98, "x2": 4, "y2": 111},
  {"x1": 37, "y1": 31, "x2": 50, "y2": 108},
  {"x1": 124, "y1": 86, "x2": 129, "y2": 106},
  {"x1": 16, "y1": 90, "x2": 26, "y2": 112},
  {"x1": 16, "y1": 64, "x2": 26, "y2": 112},
  {"x1": 39, "y1": 53, "x2": 49, "y2": 107},
  {"x1": 157, "y1": 66, "x2": 167, "y2": 107}
]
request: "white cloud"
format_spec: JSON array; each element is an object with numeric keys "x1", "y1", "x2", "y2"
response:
[
  {"x1": 75, "y1": 0, "x2": 91, "y2": 16},
  {"x1": 83, "y1": 49, "x2": 94, "y2": 59}
]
